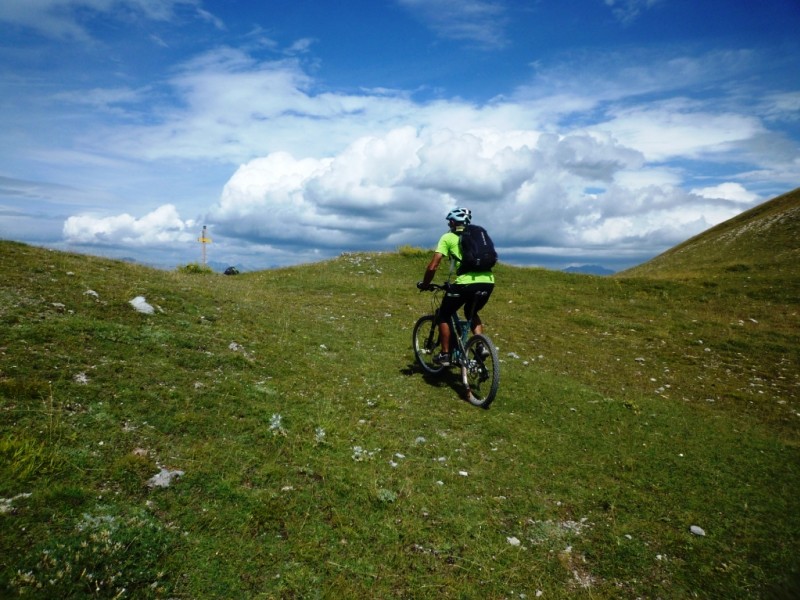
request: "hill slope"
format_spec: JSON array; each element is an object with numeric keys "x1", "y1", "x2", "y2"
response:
[
  {"x1": 0, "y1": 240, "x2": 798, "y2": 598},
  {"x1": 619, "y1": 187, "x2": 800, "y2": 279}
]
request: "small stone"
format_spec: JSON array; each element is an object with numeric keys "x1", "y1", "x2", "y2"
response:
[
  {"x1": 130, "y1": 296, "x2": 154, "y2": 314},
  {"x1": 690, "y1": 525, "x2": 706, "y2": 536},
  {"x1": 147, "y1": 468, "x2": 184, "y2": 488}
]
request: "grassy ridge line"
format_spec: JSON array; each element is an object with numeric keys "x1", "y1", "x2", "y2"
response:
[
  {"x1": 0, "y1": 240, "x2": 798, "y2": 598},
  {"x1": 621, "y1": 186, "x2": 800, "y2": 278}
]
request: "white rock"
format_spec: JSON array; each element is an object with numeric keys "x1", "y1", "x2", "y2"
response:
[
  {"x1": 507, "y1": 536, "x2": 521, "y2": 546},
  {"x1": 690, "y1": 525, "x2": 706, "y2": 536},
  {"x1": 130, "y1": 296, "x2": 154, "y2": 314},
  {"x1": 0, "y1": 493, "x2": 32, "y2": 514},
  {"x1": 147, "y1": 468, "x2": 184, "y2": 488}
]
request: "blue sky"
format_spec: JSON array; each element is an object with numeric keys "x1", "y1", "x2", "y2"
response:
[{"x1": 1, "y1": 0, "x2": 798, "y2": 272}]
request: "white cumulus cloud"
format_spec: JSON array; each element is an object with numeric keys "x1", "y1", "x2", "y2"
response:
[
  {"x1": 206, "y1": 124, "x2": 746, "y2": 262},
  {"x1": 23, "y1": 43, "x2": 790, "y2": 270},
  {"x1": 691, "y1": 182, "x2": 760, "y2": 204},
  {"x1": 63, "y1": 204, "x2": 196, "y2": 246}
]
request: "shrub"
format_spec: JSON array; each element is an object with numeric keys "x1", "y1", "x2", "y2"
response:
[
  {"x1": 11, "y1": 507, "x2": 175, "y2": 598},
  {"x1": 176, "y1": 263, "x2": 214, "y2": 274}
]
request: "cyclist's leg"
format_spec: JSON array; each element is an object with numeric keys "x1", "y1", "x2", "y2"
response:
[
  {"x1": 463, "y1": 284, "x2": 494, "y2": 335},
  {"x1": 438, "y1": 285, "x2": 466, "y2": 354}
]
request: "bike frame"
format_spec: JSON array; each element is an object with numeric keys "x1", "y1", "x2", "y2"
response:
[
  {"x1": 437, "y1": 308, "x2": 472, "y2": 367},
  {"x1": 414, "y1": 282, "x2": 500, "y2": 408}
]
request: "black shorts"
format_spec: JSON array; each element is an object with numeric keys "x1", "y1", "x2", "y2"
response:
[{"x1": 437, "y1": 283, "x2": 494, "y2": 326}]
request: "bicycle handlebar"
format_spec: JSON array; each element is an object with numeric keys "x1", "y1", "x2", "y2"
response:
[{"x1": 416, "y1": 281, "x2": 449, "y2": 292}]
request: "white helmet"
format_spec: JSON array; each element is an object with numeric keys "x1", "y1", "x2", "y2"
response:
[{"x1": 446, "y1": 207, "x2": 472, "y2": 225}]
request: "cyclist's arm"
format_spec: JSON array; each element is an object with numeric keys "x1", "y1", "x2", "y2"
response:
[{"x1": 421, "y1": 252, "x2": 444, "y2": 287}]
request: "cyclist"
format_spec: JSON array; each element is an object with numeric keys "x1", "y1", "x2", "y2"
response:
[{"x1": 417, "y1": 207, "x2": 495, "y2": 366}]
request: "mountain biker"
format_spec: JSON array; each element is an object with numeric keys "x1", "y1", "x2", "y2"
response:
[{"x1": 417, "y1": 207, "x2": 495, "y2": 366}]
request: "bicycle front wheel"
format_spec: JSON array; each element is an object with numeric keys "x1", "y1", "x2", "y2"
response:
[
  {"x1": 463, "y1": 334, "x2": 500, "y2": 408},
  {"x1": 412, "y1": 314, "x2": 445, "y2": 375}
]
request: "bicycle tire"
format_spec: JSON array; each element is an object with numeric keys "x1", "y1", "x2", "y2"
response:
[
  {"x1": 463, "y1": 334, "x2": 500, "y2": 408},
  {"x1": 412, "y1": 314, "x2": 445, "y2": 375}
]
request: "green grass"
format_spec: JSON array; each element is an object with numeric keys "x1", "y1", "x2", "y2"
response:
[{"x1": 0, "y1": 223, "x2": 798, "y2": 598}]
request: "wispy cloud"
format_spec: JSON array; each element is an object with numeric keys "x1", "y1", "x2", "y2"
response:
[
  {"x1": 595, "y1": 101, "x2": 764, "y2": 161},
  {"x1": 0, "y1": 0, "x2": 215, "y2": 40},
  {"x1": 603, "y1": 0, "x2": 663, "y2": 24},
  {"x1": 396, "y1": 0, "x2": 510, "y2": 48},
  {"x1": 196, "y1": 7, "x2": 225, "y2": 30}
]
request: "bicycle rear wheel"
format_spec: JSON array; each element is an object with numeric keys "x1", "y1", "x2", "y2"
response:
[
  {"x1": 463, "y1": 334, "x2": 500, "y2": 408},
  {"x1": 412, "y1": 314, "x2": 445, "y2": 375}
]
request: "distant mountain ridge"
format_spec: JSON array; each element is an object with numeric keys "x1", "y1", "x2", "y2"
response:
[
  {"x1": 562, "y1": 265, "x2": 615, "y2": 275},
  {"x1": 619, "y1": 187, "x2": 800, "y2": 278}
]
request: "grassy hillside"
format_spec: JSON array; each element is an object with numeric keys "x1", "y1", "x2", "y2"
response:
[
  {"x1": 1, "y1": 230, "x2": 798, "y2": 598},
  {"x1": 620, "y1": 187, "x2": 800, "y2": 280}
]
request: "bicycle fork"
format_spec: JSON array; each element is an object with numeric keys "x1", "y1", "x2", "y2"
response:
[
  {"x1": 461, "y1": 363, "x2": 473, "y2": 399},
  {"x1": 452, "y1": 318, "x2": 473, "y2": 398},
  {"x1": 452, "y1": 351, "x2": 476, "y2": 402}
]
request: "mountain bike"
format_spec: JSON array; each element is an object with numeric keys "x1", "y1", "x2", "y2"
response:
[{"x1": 413, "y1": 283, "x2": 500, "y2": 408}]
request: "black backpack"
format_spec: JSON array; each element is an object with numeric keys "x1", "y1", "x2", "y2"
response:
[{"x1": 457, "y1": 224, "x2": 498, "y2": 274}]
